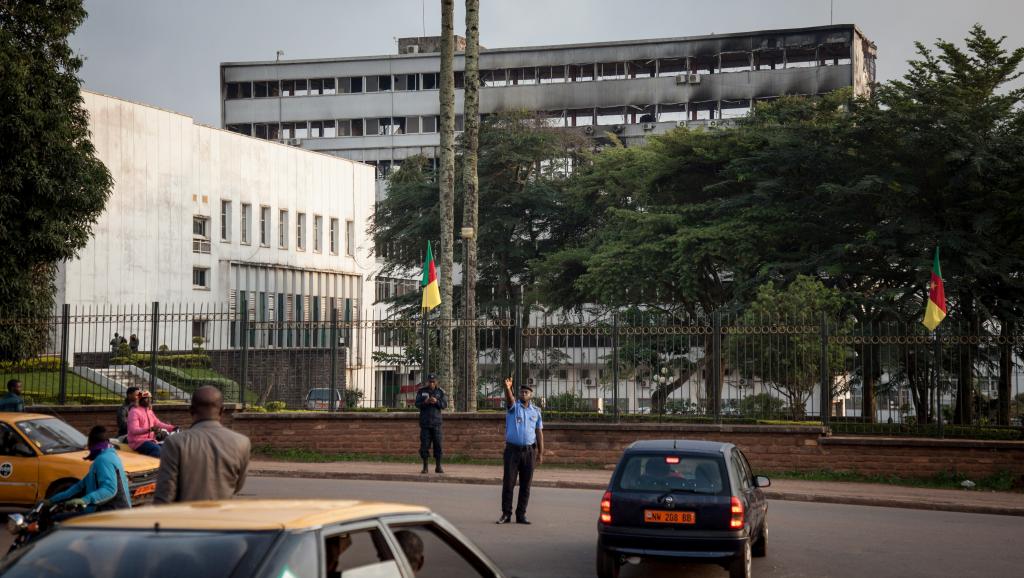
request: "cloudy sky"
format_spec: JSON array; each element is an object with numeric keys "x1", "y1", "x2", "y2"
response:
[{"x1": 71, "y1": 0, "x2": 1024, "y2": 126}]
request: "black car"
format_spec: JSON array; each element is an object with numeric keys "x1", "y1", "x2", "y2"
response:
[{"x1": 596, "y1": 440, "x2": 770, "y2": 578}]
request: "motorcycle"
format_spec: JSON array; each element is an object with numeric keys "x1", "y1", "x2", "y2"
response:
[{"x1": 7, "y1": 500, "x2": 86, "y2": 554}]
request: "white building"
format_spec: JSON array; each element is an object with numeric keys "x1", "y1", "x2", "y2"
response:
[{"x1": 56, "y1": 91, "x2": 378, "y2": 400}]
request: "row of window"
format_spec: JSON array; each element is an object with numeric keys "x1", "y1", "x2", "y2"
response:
[
  {"x1": 224, "y1": 47, "x2": 855, "y2": 100},
  {"x1": 192, "y1": 203, "x2": 355, "y2": 267},
  {"x1": 226, "y1": 115, "x2": 458, "y2": 140}
]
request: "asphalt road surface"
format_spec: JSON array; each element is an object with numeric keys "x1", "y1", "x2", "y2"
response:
[{"x1": 241, "y1": 476, "x2": 1024, "y2": 578}]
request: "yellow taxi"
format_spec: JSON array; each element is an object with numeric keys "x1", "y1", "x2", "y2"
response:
[
  {"x1": 0, "y1": 412, "x2": 160, "y2": 507},
  {"x1": 0, "y1": 499, "x2": 506, "y2": 577}
]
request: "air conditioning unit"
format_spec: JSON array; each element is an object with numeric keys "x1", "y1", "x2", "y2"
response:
[
  {"x1": 676, "y1": 120, "x2": 687, "y2": 128},
  {"x1": 527, "y1": 377, "x2": 535, "y2": 385},
  {"x1": 405, "y1": 45, "x2": 420, "y2": 54},
  {"x1": 642, "y1": 122, "x2": 656, "y2": 130},
  {"x1": 687, "y1": 74, "x2": 701, "y2": 84},
  {"x1": 583, "y1": 125, "x2": 595, "y2": 135},
  {"x1": 612, "y1": 124, "x2": 625, "y2": 133},
  {"x1": 738, "y1": 377, "x2": 749, "y2": 386},
  {"x1": 583, "y1": 378, "x2": 594, "y2": 386},
  {"x1": 286, "y1": 138, "x2": 302, "y2": 146},
  {"x1": 675, "y1": 73, "x2": 688, "y2": 85},
  {"x1": 708, "y1": 120, "x2": 719, "y2": 128}
]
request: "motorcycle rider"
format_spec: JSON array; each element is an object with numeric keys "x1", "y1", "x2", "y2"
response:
[
  {"x1": 46, "y1": 425, "x2": 132, "y2": 514},
  {"x1": 128, "y1": 390, "x2": 176, "y2": 457}
]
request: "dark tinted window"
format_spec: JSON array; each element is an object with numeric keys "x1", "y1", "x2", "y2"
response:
[
  {"x1": 0, "y1": 529, "x2": 275, "y2": 578},
  {"x1": 615, "y1": 454, "x2": 727, "y2": 494}
]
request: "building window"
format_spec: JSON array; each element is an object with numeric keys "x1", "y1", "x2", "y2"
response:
[
  {"x1": 309, "y1": 78, "x2": 336, "y2": 95},
  {"x1": 365, "y1": 75, "x2": 392, "y2": 93},
  {"x1": 421, "y1": 116, "x2": 438, "y2": 133},
  {"x1": 422, "y1": 72, "x2": 440, "y2": 90},
  {"x1": 394, "y1": 74, "x2": 419, "y2": 91},
  {"x1": 253, "y1": 80, "x2": 280, "y2": 98},
  {"x1": 254, "y1": 123, "x2": 280, "y2": 140},
  {"x1": 310, "y1": 120, "x2": 336, "y2": 138},
  {"x1": 338, "y1": 118, "x2": 364, "y2": 137},
  {"x1": 296, "y1": 212, "x2": 306, "y2": 250},
  {"x1": 260, "y1": 206, "x2": 270, "y2": 246},
  {"x1": 281, "y1": 122, "x2": 308, "y2": 139},
  {"x1": 346, "y1": 220, "x2": 355, "y2": 256},
  {"x1": 241, "y1": 203, "x2": 251, "y2": 244},
  {"x1": 226, "y1": 82, "x2": 252, "y2": 99},
  {"x1": 338, "y1": 76, "x2": 364, "y2": 94},
  {"x1": 281, "y1": 79, "x2": 308, "y2": 97},
  {"x1": 220, "y1": 200, "x2": 231, "y2": 241},
  {"x1": 226, "y1": 124, "x2": 253, "y2": 136},
  {"x1": 279, "y1": 209, "x2": 288, "y2": 249},
  {"x1": 192, "y1": 216, "x2": 211, "y2": 254},
  {"x1": 313, "y1": 215, "x2": 323, "y2": 253},
  {"x1": 192, "y1": 267, "x2": 209, "y2": 289},
  {"x1": 405, "y1": 116, "x2": 421, "y2": 134},
  {"x1": 330, "y1": 218, "x2": 339, "y2": 255}
]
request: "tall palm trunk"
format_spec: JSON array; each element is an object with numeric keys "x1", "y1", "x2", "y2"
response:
[
  {"x1": 462, "y1": 0, "x2": 480, "y2": 411},
  {"x1": 438, "y1": 0, "x2": 456, "y2": 398}
]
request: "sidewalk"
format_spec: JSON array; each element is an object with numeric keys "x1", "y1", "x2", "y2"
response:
[{"x1": 249, "y1": 459, "x2": 1024, "y2": 517}]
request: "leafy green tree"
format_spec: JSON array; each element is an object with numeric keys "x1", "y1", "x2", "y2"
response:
[{"x1": 0, "y1": 0, "x2": 112, "y2": 359}]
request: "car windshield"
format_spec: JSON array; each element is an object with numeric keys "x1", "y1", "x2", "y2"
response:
[
  {"x1": 16, "y1": 418, "x2": 87, "y2": 455},
  {"x1": 615, "y1": 454, "x2": 727, "y2": 494},
  {"x1": 0, "y1": 529, "x2": 276, "y2": 578}
]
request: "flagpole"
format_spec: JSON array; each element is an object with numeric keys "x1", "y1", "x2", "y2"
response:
[{"x1": 422, "y1": 306, "x2": 430, "y2": 379}]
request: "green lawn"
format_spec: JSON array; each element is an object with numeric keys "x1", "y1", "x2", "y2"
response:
[
  {"x1": 152, "y1": 365, "x2": 258, "y2": 403},
  {"x1": 0, "y1": 371, "x2": 121, "y2": 405}
]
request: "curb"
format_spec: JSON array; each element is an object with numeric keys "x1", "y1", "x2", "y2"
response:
[{"x1": 249, "y1": 469, "x2": 1024, "y2": 517}]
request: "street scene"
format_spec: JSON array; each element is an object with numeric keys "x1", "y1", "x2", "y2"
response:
[{"x1": 2, "y1": 0, "x2": 1024, "y2": 576}]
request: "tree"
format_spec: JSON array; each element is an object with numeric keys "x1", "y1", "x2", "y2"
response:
[
  {"x1": 0, "y1": 0, "x2": 112, "y2": 360},
  {"x1": 729, "y1": 276, "x2": 850, "y2": 420},
  {"x1": 462, "y1": 0, "x2": 480, "y2": 411},
  {"x1": 438, "y1": 0, "x2": 457, "y2": 398}
]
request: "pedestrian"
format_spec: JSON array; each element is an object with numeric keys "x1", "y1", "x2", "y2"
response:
[
  {"x1": 109, "y1": 333, "x2": 121, "y2": 352},
  {"x1": 0, "y1": 379, "x2": 25, "y2": 412},
  {"x1": 128, "y1": 334, "x2": 139, "y2": 353},
  {"x1": 496, "y1": 376, "x2": 543, "y2": 525},
  {"x1": 155, "y1": 386, "x2": 251, "y2": 503},
  {"x1": 127, "y1": 390, "x2": 175, "y2": 457},
  {"x1": 415, "y1": 373, "x2": 447, "y2": 474},
  {"x1": 117, "y1": 386, "x2": 141, "y2": 437}
]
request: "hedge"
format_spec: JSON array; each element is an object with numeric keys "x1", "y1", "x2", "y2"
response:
[
  {"x1": 109, "y1": 353, "x2": 212, "y2": 369},
  {"x1": 0, "y1": 356, "x2": 61, "y2": 373}
]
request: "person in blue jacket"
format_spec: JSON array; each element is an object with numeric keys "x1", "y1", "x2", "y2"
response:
[{"x1": 47, "y1": 425, "x2": 132, "y2": 514}]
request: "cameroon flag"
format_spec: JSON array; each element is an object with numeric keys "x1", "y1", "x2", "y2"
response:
[
  {"x1": 421, "y1": 241, "x2": 442, "y2": 311},
  {"x1": 922, "y1": 247, "x2": 946, "y2": 332}
]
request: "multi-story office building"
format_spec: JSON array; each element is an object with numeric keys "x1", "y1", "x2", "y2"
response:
[{"x1": 220, "y1": 24, "x2": 876, "y2": 180}]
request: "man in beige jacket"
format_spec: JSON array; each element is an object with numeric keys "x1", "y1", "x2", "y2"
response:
[{"x1": 155, "y1": 386, "x2": 251, "y2": 503}]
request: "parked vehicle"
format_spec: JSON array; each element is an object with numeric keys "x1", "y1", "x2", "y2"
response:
[
  {"x1": 305, "y1": 388, "x2": 342, "y2": 410},
  {"x1": 0, "y1": 499, "x2": 507, "y2": 578},
  {"x1": 596, "y1": 440, "x2": 770, "y2": 578},
  {"x1": 0, "y1": 413, "x2": 160, "y2": 507}
]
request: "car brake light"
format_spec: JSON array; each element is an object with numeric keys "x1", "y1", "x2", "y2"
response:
[
  {"x1": 600, "y1": 491, "x2": 612, "y2": 524},
  {"x1": 665, "y1": 456, "x2": 680, "y2": 464},
  {"x1": 730, "y1": 496, "x2": 744, "y2": 529}
]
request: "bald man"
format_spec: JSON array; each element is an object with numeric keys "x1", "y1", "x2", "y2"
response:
[{"x1": 155, "y1": 386, "x2": 251, "y2": 503}]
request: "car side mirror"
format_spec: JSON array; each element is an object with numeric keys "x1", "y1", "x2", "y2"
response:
[{"x1": 754, "y1": 475, "x2": 771, "y2": 488}]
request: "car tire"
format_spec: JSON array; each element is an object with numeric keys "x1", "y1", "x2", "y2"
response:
[
  {"x1": 729, "y1": 540, "x2": 752, "y2": 578},
  {"x1": 753, "y1": 520, "x2": 767, "y2": 558},
  {"x1": 596, "y1": 545, "x2": 621, "y2": 578}
]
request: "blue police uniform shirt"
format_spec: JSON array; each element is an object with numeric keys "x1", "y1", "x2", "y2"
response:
[{"x1": 505, "y1": 400, "x2": 543, "y2": 446}]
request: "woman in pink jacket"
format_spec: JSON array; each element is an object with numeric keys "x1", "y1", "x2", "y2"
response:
[{"x1": 127, "y1": 390, "x2": 175, "y2": 457}]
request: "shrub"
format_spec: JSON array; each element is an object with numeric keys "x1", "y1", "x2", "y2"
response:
[
  {"x1": 544, "y1": 392, "x2": 591, "y2": 412},
  {"x1": 739, "y1": 393, "x2": 786, "y2": 418},
  {"x1": 0, "y1": 356, "x2": 61, "y2": 372},
  {"x1": 265, "y1": 401, "x2": 287, "y2": 412},
  {"x1": 344, "y1": 389, "x2": 364, "y2": 409},
  {"x1": 245, "y1": 405, "x2": 268, "y2": 413}
]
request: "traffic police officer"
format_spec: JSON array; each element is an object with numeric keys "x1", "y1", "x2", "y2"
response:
[
  {"x1": 415, "y1": 373, "x2": 447, "y2": 474},
  {"x1": 496, "y1": 376, "x2": 544, "y2": 525}
]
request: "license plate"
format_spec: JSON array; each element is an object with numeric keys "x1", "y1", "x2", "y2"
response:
[
  {"x1": 132, "y1": 482, "x2": 156, "y2": 497},
  {"x1": 644, "y1": 510, "x2": 695, "y2": 524}
]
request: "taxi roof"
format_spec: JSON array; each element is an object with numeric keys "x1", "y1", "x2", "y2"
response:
[
  {"x1": 61, "y1": 499, "x2": 431, "y2": 531},
  {"x1": 0, "y1": 412, "x2": 62, "y2": 423}
]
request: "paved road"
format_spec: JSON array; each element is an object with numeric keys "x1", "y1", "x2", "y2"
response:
[{"x1": 242, "y1": 477, "x2": 1024, "y2": 578}]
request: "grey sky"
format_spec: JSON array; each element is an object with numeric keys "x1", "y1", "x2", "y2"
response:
[{"x1": 72, "y1": 0, "x2": 1024, "y2": 126}]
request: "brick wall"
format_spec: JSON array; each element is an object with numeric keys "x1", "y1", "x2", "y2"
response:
[{"x1": 33, "y1": 408, "x2": 1024, "y2": 480}]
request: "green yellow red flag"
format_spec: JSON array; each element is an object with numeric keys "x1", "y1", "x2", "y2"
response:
[
  {"x1": 421, "y1": 241, "x2": 442, "y2": 311},
  {"x1": 922, "y1": 247, "x2": 946, "y2": 332}
]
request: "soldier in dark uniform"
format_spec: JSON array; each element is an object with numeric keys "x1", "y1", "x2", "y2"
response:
[{"x1": 415, "y1": 373, "x2": 447, "y2": 474}]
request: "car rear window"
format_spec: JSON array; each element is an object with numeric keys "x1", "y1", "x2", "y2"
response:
[
  {"x1": 0, "y1": 529, "x2": 276, "y2": 578},
  {"x1": 615, "y1": 454, "x2": 727, "y2": 495},
  {"x1": 307, "y1": 389, "x2": 336, "y2": 401}
]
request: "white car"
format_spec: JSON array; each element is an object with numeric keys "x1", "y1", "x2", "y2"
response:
[{"x1": 305, "y1": 388, "x2": 342, "y2": 410}]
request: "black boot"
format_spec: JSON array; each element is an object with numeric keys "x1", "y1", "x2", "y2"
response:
[
  {"x1": 420, "y1": 460, "x2": 429, "y2": 474},
  {"x1": 435, "y1": 458, "x2": 444, "y2": 474}
]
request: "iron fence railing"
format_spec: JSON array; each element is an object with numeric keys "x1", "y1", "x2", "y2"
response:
[{"x1": 1, "y1": 304, "x2": 1022, "y2": 437}]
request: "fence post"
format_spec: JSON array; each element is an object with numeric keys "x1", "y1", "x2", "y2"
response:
[
  {"x1": 513, "y1": 309, "x2": 523, "y2": 396},
  {"x1": 935, "y1": 327, "x2": 943, "y2": 438},
  {"x1": 612, "y1": 313, "x2": 620, "y2": 422},
  {"x1": 330, "y1": 307, "x2": 339, "y2": 411},
  {"x1": 149, "y1": 302, "x2": 159, "y2": 395},
  {"x1": 712, "y1": 312, "x2": 722, "y2": 423},
  {"x1": 58, "y1": 304, "x2": 70, "y2": 405},
  {"x1": 820, "y1": 312, "x2": 830, "y2": 427},
  {"x1": 239, "y1": 308, "x2": 249, "y2": 409}
]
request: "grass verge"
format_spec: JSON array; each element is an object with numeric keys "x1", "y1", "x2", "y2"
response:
[
  {"x1": 1, "y1": 370, "x2": 121, "y2": 404},
  {"x1": 252, "y1": 445, "x2": 607, "y2": 469}
]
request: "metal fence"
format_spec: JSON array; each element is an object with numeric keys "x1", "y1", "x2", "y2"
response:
[{"x1": 2, "y1": 304, "x2": 1023, "y2": 436}]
